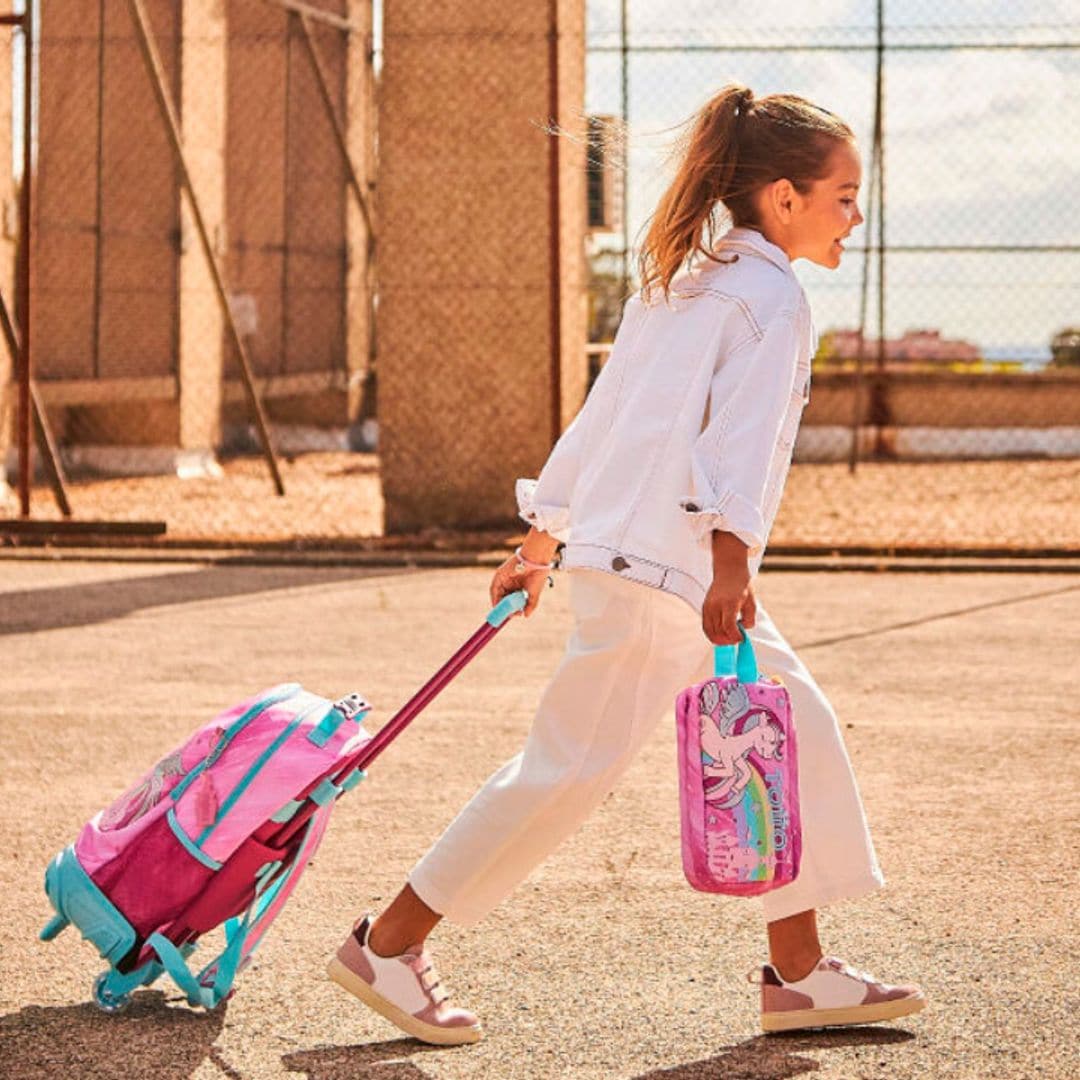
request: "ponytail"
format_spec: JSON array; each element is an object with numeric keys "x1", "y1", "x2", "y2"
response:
[{"x1": 638, "y1": 85, "x2": 854, "y2": 301}]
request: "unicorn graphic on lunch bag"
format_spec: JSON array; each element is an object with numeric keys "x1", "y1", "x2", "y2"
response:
[{"x1": 699, "y1": 684, "x2": 786, "y2": 810}]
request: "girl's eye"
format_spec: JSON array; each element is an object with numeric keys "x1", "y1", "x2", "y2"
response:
[{"x1": 840, "y1": 198, "x2": 856, "y2": 206}]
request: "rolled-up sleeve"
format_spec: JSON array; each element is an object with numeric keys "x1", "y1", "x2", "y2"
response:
[
  {"x1": 679, "y1": 312, "x2": 800, "y2": 555},
  {"x1": 515, "y1": 408, "x2": 589, "y2": 543}
]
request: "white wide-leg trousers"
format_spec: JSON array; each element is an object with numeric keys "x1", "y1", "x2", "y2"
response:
[{"x1": 409, "y1": 569, "x2": 884, "y2": 926}]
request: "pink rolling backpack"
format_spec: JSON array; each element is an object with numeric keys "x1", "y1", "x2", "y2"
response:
[
  {"x1": 39, "y1": 591, "x2": 527, "y2": 1013},
  {"x1": 675, "y1": 626, "x2": 802, "y2": 896}
]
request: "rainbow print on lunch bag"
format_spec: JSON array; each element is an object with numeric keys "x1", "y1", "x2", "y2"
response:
[{"x1": 675, "y1": 627, "x2": 801, "y2": 896}]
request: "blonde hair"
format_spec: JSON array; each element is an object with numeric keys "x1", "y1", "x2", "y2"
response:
[{"x1": 638, "y1": 85, "x2": 854, "y2": 301}]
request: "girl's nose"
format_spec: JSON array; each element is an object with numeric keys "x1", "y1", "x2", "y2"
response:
[{"x1": 854, "y1": 205, "x2": 865, "y2": 227}]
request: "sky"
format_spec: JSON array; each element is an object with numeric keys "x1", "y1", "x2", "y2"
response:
[{"x1": 584, "y1": 0, "x2": 1080, "y2": 358}]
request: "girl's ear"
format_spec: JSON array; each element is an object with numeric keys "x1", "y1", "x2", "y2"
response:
[{"x1": 770, "y1": 178, "x2": 798, "y2": 223}]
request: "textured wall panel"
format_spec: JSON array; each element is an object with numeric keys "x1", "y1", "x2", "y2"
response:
[{"x1": 379, "y1": 0, "x2": 587, "y2": 531}]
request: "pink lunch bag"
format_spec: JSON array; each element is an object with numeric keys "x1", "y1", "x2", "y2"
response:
[{"x1": 675, "y1": 626, "x2": 801, "y2": 895}]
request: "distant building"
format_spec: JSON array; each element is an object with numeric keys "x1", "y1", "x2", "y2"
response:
[{"x1": 824, "y1": 328, "x2": 981, "y2": 366}]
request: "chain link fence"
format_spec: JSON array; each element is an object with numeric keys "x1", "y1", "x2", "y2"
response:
[
  {"x1": 1, "y1": 0, "x2": 384, "y2": 542},
  {"x1": 1, "y1": 1, "x2": 1077, "y2": 553},
  {"x1": 585, "y1": 1, "x2": 1080, "y2": 552}
]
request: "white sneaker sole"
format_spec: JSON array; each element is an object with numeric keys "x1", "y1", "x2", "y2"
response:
[
  {"x1": 327, "y1": 957, "x2": 483, "y2": 1046},
  {"x1": 761, "y1": 992, "x2": 926, "y2": 1033}
]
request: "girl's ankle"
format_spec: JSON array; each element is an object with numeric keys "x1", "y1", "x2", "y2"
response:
[
  {"x1": 367, "y1": 916, "x2": 421, "y2": 959},
  {"x1": 771, "y1": 952, "x2": 823, "y2": 983}
]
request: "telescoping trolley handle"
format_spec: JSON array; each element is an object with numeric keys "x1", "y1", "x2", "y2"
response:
[{"x1": 351, "y1": 589, "x2": 528, "y2": 772}]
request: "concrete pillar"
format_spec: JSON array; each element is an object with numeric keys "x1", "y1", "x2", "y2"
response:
[
  {"x1": 177, "y1": 0, "x2": 226, "y2": 451},
  {"x1": 35, "y1": 1, "x2": 102, "y2": 383},
  {"x1": 378, "y1": 0, "x2": 587, "y2": 531},
  {"x1": 345, "y1": 0, "x2": 376, "y2": 426}
]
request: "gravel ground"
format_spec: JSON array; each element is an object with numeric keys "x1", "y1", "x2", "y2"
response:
[
  {"x1": 1, "y1": 563, "x2": 1077, "y2": 1079},
  {"x1": 6, "y1": 454, "x2": 1079, "y2": 552}
]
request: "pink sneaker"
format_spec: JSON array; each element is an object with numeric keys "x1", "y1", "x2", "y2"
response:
[
  {"x1": 756, "y1": 955, "x2": 926, "y2": 1033},
  {"x1": 327, "y1": 916, "x2": 483, "y2": 1045}
]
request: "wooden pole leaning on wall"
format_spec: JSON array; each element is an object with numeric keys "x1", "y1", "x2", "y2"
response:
[
  {"x1": 262, "y1": 0, "x2": 362, "y2": 35},
  {"x1": 125, "y1": 0, "x2": 286, "y2": 496},
  {"x1": 0, "y1": 291, "x2": 71, "y2": 516},
  {"x1": 294, "y1": 12, "x2": 373, "y2": 235}
]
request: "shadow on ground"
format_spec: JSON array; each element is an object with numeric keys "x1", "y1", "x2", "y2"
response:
[
  {"x1": 0, "y1": 990, "x2": 227, "y2": 1079},
  {"x1": 278, "y1": 1027, "x2": 916, "y2": 1080},
  {"x1": 283, "y1": 1037, "x2": 451, "y2": 1078},
  {"x1": 0, "y1": 565, "x2": 408, "y2": 636},
  {"x1": 633, "y1": 1026, "x2": 916, "y2": 1079}
]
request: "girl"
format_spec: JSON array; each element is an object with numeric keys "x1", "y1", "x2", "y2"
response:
[{"x1": 328, "y1": 85, "x2": 925, "y2": 1043}]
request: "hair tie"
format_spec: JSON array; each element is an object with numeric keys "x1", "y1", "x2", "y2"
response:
[{"x1": 735, "y1": 88, "x2": 754, "y2": 118}]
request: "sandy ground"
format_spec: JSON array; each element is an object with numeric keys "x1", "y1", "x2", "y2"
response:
[
  {"x1": 7, "y1": 454, "x2": 1079, "y2": 552},
  {"x1": 1, "y1": 562, "x2": 1077, "y2": 1079}
]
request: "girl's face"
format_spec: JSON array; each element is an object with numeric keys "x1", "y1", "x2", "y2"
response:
[{"x1": 788, "y1": 140, "x2": 865, "y2": 268}]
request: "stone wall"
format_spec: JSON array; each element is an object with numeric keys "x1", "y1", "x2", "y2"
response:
[{"x1": 377, "y1": 0, "x2": 587, "y2": 531}]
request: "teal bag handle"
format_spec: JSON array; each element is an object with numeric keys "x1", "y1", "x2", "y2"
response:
[
  {"x1": 713, "y1": 622, "x2": 759, "y2": 684},
  {"x1": 486, "y1": 589, "x2": 528, "y2": 628}
]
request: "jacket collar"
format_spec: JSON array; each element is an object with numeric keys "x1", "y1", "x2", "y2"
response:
[{"x1": 716, "y1": 226, "x2": 795, "y2": 277}]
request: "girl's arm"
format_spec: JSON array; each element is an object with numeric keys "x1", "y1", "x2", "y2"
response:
[
  {"x1": 688, "y1": 312, "x2": 802, "y2": 644},
  {"x1": 703, "y1": 529, "x2": 757, "y2": 645},
  {"x1": 680, "y1": 311, "x2": 802, "y2": 556}
]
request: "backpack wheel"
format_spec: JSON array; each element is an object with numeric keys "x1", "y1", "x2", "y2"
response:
[{"x1": 92, "y1": 971, "x2": 132, "y2": 1014}]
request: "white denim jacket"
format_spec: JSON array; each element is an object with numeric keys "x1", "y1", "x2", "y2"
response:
[{"x1": 517, "y1": 227, "x2": 816, "y2": 612}]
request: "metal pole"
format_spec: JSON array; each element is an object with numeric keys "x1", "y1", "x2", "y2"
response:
[
  {"x1": 92, "y1": 0, "x2": 106, "y2": 379},
  {"x1": 126, "y1": 0, "x2": 285, "y2": 495},
  {"x1": 850, "y1": 136, "x2": 878, "y2": 475},
  {"x1": 850, "y1": 10, "x2": 885, "y2": 475},
  {"x1": 547, "y1": 0, "x2": 562, "y2": 445},
  {"x1": 873, "y1": 0, "x2": 889, "y2": 456},
  {"x1": 363, "y1": 1, "x2": 377, "y2": 378},
  {"x1": 281, "y1": 11, "x2": 293, "y2": 377},
  {"x1": 15, "y1": 3, "x2": 33, "y2": 516}
]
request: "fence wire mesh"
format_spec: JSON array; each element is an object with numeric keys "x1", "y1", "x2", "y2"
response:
[
  {"x1": 585, "y1": 0, "x2": 1080, "y2": 552},
  {"x1": 1, "y1": 1, "x2": 1077, "y2": 554}
]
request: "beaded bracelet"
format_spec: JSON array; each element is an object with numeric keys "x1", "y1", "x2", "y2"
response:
[{"x1": 513, "y1": 546, "x2": 557, "y2": 574}]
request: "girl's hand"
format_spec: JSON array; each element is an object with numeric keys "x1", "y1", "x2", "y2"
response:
[
  {"x1": 490, "y1": 528, "x2": 559, "y2": 618},
  {"x1": 703, "y1": 574, "x2": 756, "y2": 644},
  {"x1": 703, "y1": 532, "x2": 757, "y2": 644},
  {"x1": 489, "y1": 555, "x2": 551, "y2": 618}
]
